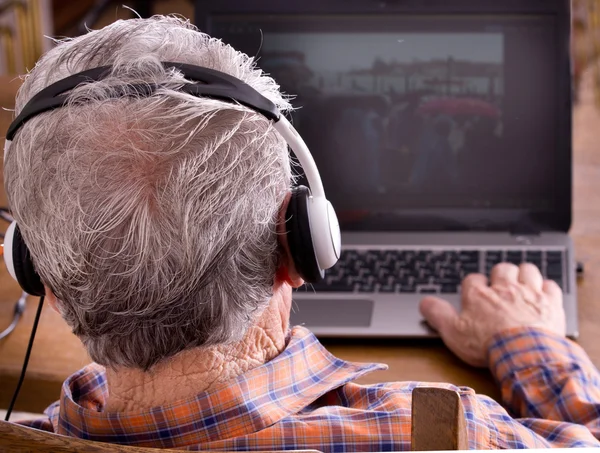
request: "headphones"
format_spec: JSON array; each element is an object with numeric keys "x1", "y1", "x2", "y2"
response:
[{"x1": 3, "y1": 62, "x2": 341, "y2": 294}]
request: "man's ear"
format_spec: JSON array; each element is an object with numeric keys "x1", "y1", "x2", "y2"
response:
[
  {"x1": 44, "y1": 286, "x2": 61, "y2": 314},
  {"x1": 276, "y1": 192, "x2": 304, "y2": 289}
]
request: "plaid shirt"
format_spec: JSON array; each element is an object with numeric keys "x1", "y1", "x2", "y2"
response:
[{"x1": 19, "y1": 326, "x2": 600, "y2": 450}]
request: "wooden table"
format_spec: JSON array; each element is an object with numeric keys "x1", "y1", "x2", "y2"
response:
[{"x1": 2, "y1": 72, "x2": 600, "y2": 413}]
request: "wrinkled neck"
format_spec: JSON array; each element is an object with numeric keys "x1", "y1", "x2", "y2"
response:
[{"x1": 105, "y1": 285, "x2": 292, "y2": 412}]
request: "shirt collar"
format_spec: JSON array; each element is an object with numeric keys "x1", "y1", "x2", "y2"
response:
[{"x1": 51, "y1": 326, "x2": 387, "y2": 448}]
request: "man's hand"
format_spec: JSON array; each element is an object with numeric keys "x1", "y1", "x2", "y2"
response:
[{"x1": 419, "y1": 263, "x2": 566, "y2": 367}]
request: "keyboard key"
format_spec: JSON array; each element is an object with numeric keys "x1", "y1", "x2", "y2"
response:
[
  {"x1": 463, "y1": 259, "x2": 480, "y2": 268},
  {"x1": 486, "y1": 250, "x2": 502, "y2": 260},
  {"x1": 398, "y1": 276, "x2": 411, "y2": 286},
  {"x1": 379, "y1": 262, "x2": 396, "y2": 272},
  {"x1": 419, "y1": 268, "x2": 434, "y2": 278},
  {"x1": 430, "y1": 252, "x2": 446, "y2": 263},
  {"x1": 546, "y1": 251, "x2": 562, "y2": 263},
  {"x1": 416, "y1": 251, "x2": 433, "y2": 260},
  {"x1": 379, "y1": 284, "x2": 397, "y2": 293},
  {"x1": 357, "y1": 283, "x2": 375, "y2": 293},
  {"x1": 375, "y1": 276, "x2": 390, "y2": 286},
  {"x1": 506, "y1": 251, "x2": 523, "y2": 264},
  {"x1": 525, "y1": 251, "x2": 542, "y2": 260},
  {"x1": 400, "y1": 285, "x2": 417, "y2": 293},
  {"x1": 433, "y1": 277, "x2": 461, "y2": 286},
  {"x1": 419, "y1": 288, "x2": 438, "y2": 294},
  {"x1": 441, "y1": 284, "x2": 458, "y2": 294},
  {"x1": 458, "y1": 251, "x2": 480, "y2": 263},
  {"x1": 546, "y1": 263, "x2": 563, "y2": 278},
  {"x1": 400, "y1": 250, "x2": 416, "y2": 260},
  {"x1": 347, "y1": 276, "x2": 363, "y2": 286},
  {"x1": 462, "y1": 263, "x2": 480, "y2": 274}
]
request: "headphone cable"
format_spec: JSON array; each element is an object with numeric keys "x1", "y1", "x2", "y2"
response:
[
  {"x1": 0, "y1": 292, "x2": 27, "y2": 341},
  {"x1": 0, "y1": 206, "x2": 13, "y2": 224},
  {"x1": 4, "y1": 295, "x2": 44, "y2": 422}
]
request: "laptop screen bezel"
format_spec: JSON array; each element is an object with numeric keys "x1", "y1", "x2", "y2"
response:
[{"x1": 195, "y1": 0, "x2": 572, "y2": 234}]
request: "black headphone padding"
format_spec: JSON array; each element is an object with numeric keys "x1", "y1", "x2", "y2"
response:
[
  {"x1": 286, "y1": 186, "x2": 324, "y2": 284},
  {"x1": 6, "y1": 62, "x2": 280, "y2": 141},
  {"x1": 11, "y1": 225, "x2": 45, "y2": 296}
]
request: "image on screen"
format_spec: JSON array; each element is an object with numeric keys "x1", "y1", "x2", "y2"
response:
[{"x1": 260, "y1": 32, "x2": 504, "y2": 200}]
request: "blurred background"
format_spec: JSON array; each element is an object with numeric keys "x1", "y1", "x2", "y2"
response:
[
  {"x1": 0, "y1": 0, "x2": 192, "y2": 76},
  {"x1": 0, "y1": 0, "x2": 192, "y2": 146},
  {"x1": 0, "y1": 1, "x2": 597, "y2": 90},
  {"x1": 573, "y1": 0, "x2": 600, "y2": 104},
  {"x1": 0, "y1": 0, "x2": 598, "y2": 116},
  {"x1": 0, "y1": 0, "x2": 598, "y2": 136}
]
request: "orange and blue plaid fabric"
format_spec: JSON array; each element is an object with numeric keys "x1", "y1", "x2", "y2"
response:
[{"x1": 19, "y1": 326, "x2": 600, "y2": 450}]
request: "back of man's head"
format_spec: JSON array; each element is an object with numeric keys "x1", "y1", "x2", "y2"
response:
[{"x1": 4, "y1": 16, "x2": 293, "y2": 370}]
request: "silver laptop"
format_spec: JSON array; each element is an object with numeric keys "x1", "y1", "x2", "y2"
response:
[{"x1": 199, "y1": 0, "x2": 577, "y2": 338}]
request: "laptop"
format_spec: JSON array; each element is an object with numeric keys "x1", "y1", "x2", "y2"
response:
[{"x1": 197, "y1": 0, "x2": 577, "y2": 338}]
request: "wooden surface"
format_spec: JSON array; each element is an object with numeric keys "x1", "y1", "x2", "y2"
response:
[
  {"x1": 2, "y1": 70, "x2": 600, "y2": 413},
  {"x1": 411, "y1": 388, "x2": 468, "y2": 451}
]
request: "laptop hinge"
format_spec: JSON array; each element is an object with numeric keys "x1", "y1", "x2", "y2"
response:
[{"x1": 510, "y1": 219, "x2": 542, "y2": 236}]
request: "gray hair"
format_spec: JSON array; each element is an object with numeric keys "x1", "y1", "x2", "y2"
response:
[{"x1": 4, "y1": 16, "x2": 293, "y2": 369}]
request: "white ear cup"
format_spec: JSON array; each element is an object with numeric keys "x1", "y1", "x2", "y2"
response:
[
  {"x1": 274, "y1": 116, "x2": 341, "y2": 273},
  {"x1": 326, "y1": 200, "x2": 341, "y2": 261},
  {"x1": 307, "y1": 196, "x2": 341, "y2": 270},
  {"x1": 3, "y1": 221, "x2": 17, "y2": 281}
]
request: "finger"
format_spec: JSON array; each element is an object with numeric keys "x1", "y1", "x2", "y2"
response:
[
  {"x1": 518, "y1": 263, "x2": 544, "y2": 292},
  {"x1": 515, "y1": 283, "x2": 546, "y2": 314},
  {"x1": 490, "y1": 263, "x2": 519, "y2": 286},
  {"x1": 517, "y1": 283, "x2": 539, "y2": 305},
  {"x1": 461, "y1": 273, "x2": 488, "y2": 295},
  {"x1": 490, "y1": 282, "x2": 522, "y2": 304},
  {"x1": 420, "y1": 297, "x2": 487, "y2": 368},
  {"x1": 542, "y1": 279, "x2": 563, "y2": 304},
  {"x1": 419, "y1": 296, "x2": 460, "y2": 336},
  {"x1": 461, "y1": 273, "x2": 492, "y2": 308}
]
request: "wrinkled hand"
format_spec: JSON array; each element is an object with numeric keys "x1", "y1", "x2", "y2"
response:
[{"x1": 419, "y1": 263, "x2": 566, "y2": 367}]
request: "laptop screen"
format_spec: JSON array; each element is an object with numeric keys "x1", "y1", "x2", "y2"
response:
[{"x1": 208, "y1": 12, "x2": 567, "y2": 232}]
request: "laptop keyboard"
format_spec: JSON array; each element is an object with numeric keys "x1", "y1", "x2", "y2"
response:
[{"x1": 306, "y1": 249, "x2": 566, "y2": 294}]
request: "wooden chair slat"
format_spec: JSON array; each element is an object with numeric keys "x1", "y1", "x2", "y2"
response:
[{"x1": 411, "y1": 387, "x2": 468, "y2": 451}]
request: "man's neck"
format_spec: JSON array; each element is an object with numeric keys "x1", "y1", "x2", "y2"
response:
[{"x1": 105, "y1": 286, "x2": 292, "y2": 412}]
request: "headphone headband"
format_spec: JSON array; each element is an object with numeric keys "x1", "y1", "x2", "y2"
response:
[
  {"x1": 6, "y1": 62, "x2": 280, "y2": 140},
  {"x1": 5, "y1": 62, "x2": 326, "y2": 199}
]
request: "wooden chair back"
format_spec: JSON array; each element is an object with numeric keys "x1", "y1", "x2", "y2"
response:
[
  {"x1": 411, "y1": 387, "x2": 468, "y2": 451},
  {"x1": 0, "y1": 387, "x2": 467, "y2": 452}
]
